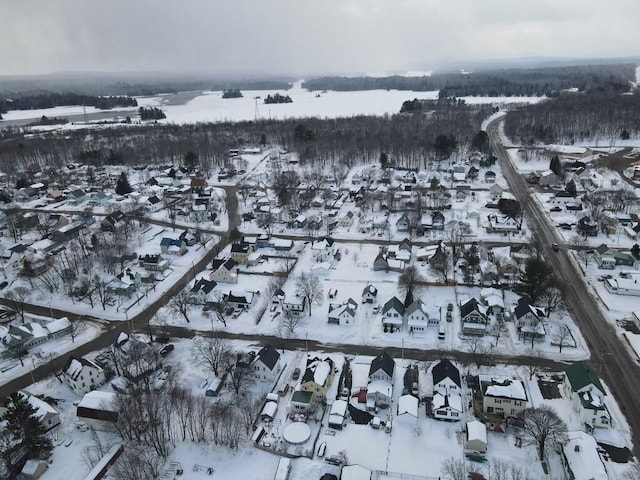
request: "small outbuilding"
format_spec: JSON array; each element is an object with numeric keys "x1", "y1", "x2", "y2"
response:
[
  {"x1": 19, "y1": 459, "x2": 48, "y2": 480},
  {"x1": 465, "y1": 420, "x2": 488, "y2": 453}
]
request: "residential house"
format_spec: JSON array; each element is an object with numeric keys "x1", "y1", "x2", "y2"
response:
[
  {"x1": 489, "y1": 184, "x2": 503, "y2": 201},
  {"x1": 459, "y1": 298, "x2": 488, "y2": 335},
  {"x1": 290, "y1": 390, "x2": 313, "y2": 412},
  {"x1": 480, "y1": 287, "x2": 505, "y2": 314},
  {"x1": 479, "y1": 375, "x2": 528, "y2": 421},
  {"x1": 230, "y1": 242, "x2": 253, "y2": 265},
  {"x1": 604, "y1": 276, "x2": 640, "y2": 296},
  {"x1": 63, "y1": 356, "x2": 106, "y2": 395},
  {"x1": 485, "y1": 214, "x2": 520, "y2": 234},
  {"x1": 111, "y1": 332, "x2": 158, "y2": 383},
  {"x1": 338, "y1": 211, "x2": 354, "y2": 227},
  {"x1": 382, "y1": 297, "x2": 405, "y2": 331},
  {"x1": 50, "y1": 223, "x2": 85, "y2": 244},
  {"x1": 405, "y1": 300, "x2": 440, "y2": 333},
  {"x1": 513, "y1": 296, "x2": 546, "y2": 341},
  {"x1": 101, "y1": 210, "x2": 127, "y2": 232},
  {"x1": 328, "y1": 298, "x2": 358, "y2": 325},
  {"x1": 538, "y1": 170, "x2": 559, "y2": 187},
  {"x1": 373, "y1": 251, "x2": 405, "y2": 273},
  {"x1": 300, "y1": 356, "x2": 334, "y2": 403},
  {"x1": 432, "y1": 211, "x2": 445, "y2": 230},
  {"x1": 282, "y1": 293, "x2": 307, "y2": 317},
  {"x1": 225, "y1": 290, "x2": 256, "y2": 311},
  {"x1": 396, "y1": 214, "x2": 410, "y2": 232},
  {"x1": 367, "y1": 352, "x2": 394, "y2": 410},
  {"x1": 361, "y1": 284, "x2": 378, "y2": 304},
  {"x1": 160, "y1": 237, "x2": 187, "y2": 256},
  {"x1": 67, "y1": 189, "x2": 88, "y2": 205},
  {"x1": 484, "y1": 170, "x2": 496, "y2": 183},
  {"x1": 563, "y1": 361, "x2": 610, "y2": 430},
  {"x1": 311, "y1": 237, "x2": 336, "y2": 263},
  {"x1": 138, "y1": 254, "x2": 170, "y2": 272},
  {"x1": 107, "y1": 269, "x2": 140, "y2": 296},
  {"x1": 188, "y1": 278, "x2": 217, "y2": 305},
  {"x1": 559, "y1": 431, "x2": 608, "y2": 480},
  {"x1": 432, "y1": 359, "x2": 463, "y2": 421},
  {"x1": 210, "y1": 258, "x2": 239, "y2": 284},
  {"x1": 19, "y1": 391, "x2": 60, "y2": 431},
  {"x1": 251, "y1": 345, "x2": 281, "y2": 382},
  {"x1": 76, "y1": 391, "x2": 120, "y2": 430}
]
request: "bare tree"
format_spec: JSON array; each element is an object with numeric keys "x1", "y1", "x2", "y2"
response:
[
  {"x1": 552, "y1": 324, "x2": 573, "y2": 353},
  {"x1": 445, "y1": 220, "x2": 471, "y2": 264},
  {"x1": 441, "y1": 456, "x2": 467, "y2": 480},
  {"x1": 525, "y1": 347, "x2": 542, "y2": 380},
  {"x1": 92, "y1": 274, "x2": 114, "y2": 310},
  {"x1": 490, "y1": 318, "x2": 507, "y2": 347},
  {"x1": 168, "y1": 290, "x2": 191, "y2": 323},
  {"x1": 398, "y1": 264, "x2": 424, "y2": 306},
  {"x1": 208, "y1": 291, "x2": 230, "y2": 327},
  {"x1": 522, "y1": 406, "x2": 568, "y2": 461},
  {"x1": 191, "y1": 333, "x2": 231, "y2": 377},
  {"x1": 432, "y1": 251, "x2": 453, "y2": 284},
  {"x1": 295, "y1": 272, "x2": 323, "y2": 316},
  {"x1": 68, "y1": 319, "x2": 88, "y2": 343},
  {"x1": 5, "y1": 286, "x2": 31, "y2": 323},
  {"x1": 622, "y1": 463, "x2": 640, "y2": 480},
  {"x1": 539, "y1": 285, "x2": 564, "y2": 315},
  {"x1": 490, "y1": 458, "x2": 511, "y2": 480},
  {"x1": 461, "y1": 335, "x2": 492, "y2": 368},
  {"x1": 572, "y1": 234, "x2": 594, "y2": 270},
  {"x1": 509, "y1": 463, "x2": 529, "y2": 480},
  {"x1": 237, "y1": 394, "x2": 262, "y2": 435},
  {"x1": 228, "y1": 363, "x2": 252, "y2": 395},
  {"x1": 278, "y1": 310, "x2": 308, "y2": 338}
]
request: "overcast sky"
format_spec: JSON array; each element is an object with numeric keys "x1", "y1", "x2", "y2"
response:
[{"x1": 2, "y1": 0, "x2": 639, "y2": 76}]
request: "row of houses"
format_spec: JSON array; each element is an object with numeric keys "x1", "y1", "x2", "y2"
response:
[{"x1": 0, "y1": 317, "x2": 72, "y2": 359}]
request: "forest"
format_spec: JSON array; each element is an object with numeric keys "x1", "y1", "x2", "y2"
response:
[
  {"x1": 0, "y1": 101, "x2": 491, "y2": 178},
  {"x1": 504, "y1": 91, "x2": 640, "y2": 144},
  {"x1": 0, "y1": 93, "x2": 137, "y2": 113},
  {"x1": 302, "y1": 63, "x2": 637, "y2": 97}
]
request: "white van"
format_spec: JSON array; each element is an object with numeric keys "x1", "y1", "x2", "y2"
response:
[{"x1": 438, "y1": 323, "x2": 446, "y2": 340}]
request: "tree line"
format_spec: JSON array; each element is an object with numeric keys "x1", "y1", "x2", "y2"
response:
[
  {"x1": 504, "y1": 91, "x2": 640, "y2": 144},
  {"x1": 0, "y1": 93, "x2": 137, "y2": 113},
  {"x1": 302, "y1": 63, "x2": 636, "y2": 97},
  {"x1": 0, "y1": 101, "x2": 490, "y2": 177}
]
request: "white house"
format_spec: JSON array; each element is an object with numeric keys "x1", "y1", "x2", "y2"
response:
[
  {"x1": 63, "y1": 356, "x2": 106, "y2": 395},
  {"x1": 282, "y1": 292, "x2": 307, "y2": 317},
  {"x1": 405, "y1": 300, "x2": 440, "y2": 333},
  {"x1": 251, "y1": 345, "x2": 281, "y2": 382},
  {"x1": 369, "y1": 351, "x2": 395, "y2": 384},
  {"x1": 20, "y1": 391, "x2": 61, "y2": 431},
  {"x1": 432, "y1": 359, "x2": 463, "y2": 421},
  {"x1": 361, "y1": 284, "x2": 378, "y2": 304},
  {"x1": 210, "y1": 258, "x2": 239, "y2": 284},
  {"x1": 328, "y1": 298, "x2": 358, "y2": 325},
  {"x1": 382, "y1": 296, "x2": 405, "y2": 331},
  {"x1": 563, "y1": 361, "x2": 610, "y2": 430}
]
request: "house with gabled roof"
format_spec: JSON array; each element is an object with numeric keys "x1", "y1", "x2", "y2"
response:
[
  {"x1": 373, "y1": 251, "x2": 405, "y2": 273},
  {"x1": 311, "y1": 237, "x2": 336, "y2": 263},
  {"x1": 188, "y1": 278, "x2": 217, "y2": 305},
  {"x1": 230, "y1": 242, "x2": 253, "y2": 265},
  {"x1": 432, "y1": 359, "x2": 463, "y2": 421},
  {"x1": 210, "y1": 258, "x2": 239, "y2": 284},
  {"x1": 300, "y1": 356, "x2": 334, "y2": 403},
  {"x1": 406, "y1": 300, "x2": 440, "y2": 333},
  {"x1": 563, "y1": 361, "x2": 610, "y2": 430},
  {"x1": 63, "y1": 356, "x2": 106, "y2": 395},
  {"x1": 366, "y1": 352, "x2": 394, "y2": 410},
  {"x1": 160, "y1": 236, "x2": 187, "y2": 256},
  {"x1": 138, "y1": 254, "x2": 170, "y2": 272},
  {"x1": 369, "y1": 351, "x2": 395, "y2": 383},
  {"x1": 328, "y1": 298, "x2": 358, "y2": 325},
  {"x1": 251, "y1": 345, "x2": 281, "y2": 382},
  {"x1": 559, "y1": 431, "x2": 608, "y2": 480},
  {"x1": 460, "y1": 298, "x2": 488, "y2": 335},
  {"x1": 19, "y1": 391, "x2": 61, "y2": 431},
  {"x1": 513, "y1": 296, "x2": 546, "y2": 342},
  {"x1": 396, "y1": 213, "x2": 410, "y2": 232},
  {"x1": 382, "y1": 297, "x2": 405, "y2": 331},
  {"x1": 282, "y1": 292, "x2": 307, "y2": 317},
  {"x1": 479, "y1": 375, "x2": 527, "y2": 420},
  {"x1": 361, "y1": 284, "x2": 378, "y2": 304},
  {"x1": 225, "y1": 290, "x2": 256, "y2": 311}
]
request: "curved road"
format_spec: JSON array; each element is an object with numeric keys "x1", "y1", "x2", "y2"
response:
[{"x1": 488, "y1": 118, "x2": 640, "y2": 457}]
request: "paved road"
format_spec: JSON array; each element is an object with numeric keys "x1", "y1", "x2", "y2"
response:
[{"x1": 488, "y1": 118, "x2": 640, "y2": 457}]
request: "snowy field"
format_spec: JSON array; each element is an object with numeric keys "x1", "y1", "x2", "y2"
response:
[{"x1": 0, "y1": 80, "x2": 546, "y2": 128}]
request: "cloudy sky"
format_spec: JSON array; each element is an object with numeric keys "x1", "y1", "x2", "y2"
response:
[{"x1": 2, "y1": 0, "x2": 639, "y2": 76}]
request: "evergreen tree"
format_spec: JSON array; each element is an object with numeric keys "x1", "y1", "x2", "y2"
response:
[
  {"x1": 115, "y1": 172, "x2": 133, "y2": 195},
  {"x1": 549, "y1": 155, "x2": 564, "y2": 178},
  {"x1": 621, "y1": 129, "x2": 630, "y2": 140},
  {"x1": 183, "y1": 150, "x2": 199, "y2": 172},
  {"x1": 1, "y1": 393, "x2": 53, "y2": 475},
  {"x1": 565, "y1": 179, "x2": 577, "y2": 197}
]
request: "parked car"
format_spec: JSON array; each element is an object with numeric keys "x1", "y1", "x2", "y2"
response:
[
  {"x1": 292, "y1": 368, "x2": 301, "y2": 380},
  {"x1": 550, "y1": 206, "x2": 562, "y2": 212},
  {"x1": 159, "y1": 344, "x2": 175, "y2": 356},
  {"x1": 317, "y1": 442, "x2": 327, "y2": 458},
  {"x1": 0, "y1": 281, "x2": 8, "y2": 290},
  {"x1": 446, "y1": 311, "x2": 452, "y2": 322},
  {"x1": 447, "y1": 303, "x2": 453, "y2": 312}
]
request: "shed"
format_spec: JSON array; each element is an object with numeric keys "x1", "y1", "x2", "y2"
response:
[
  {"x1": 19, "y1": 459, "x2": 48, "y2": 480},
  {"x1": 465, "y1": 420, "x2": 487, "y2": 453},
  {"x1": 260, "y1": 401, "x2": 278, "y2": 421},
  {"x1": 341, "y1": 464, "x2": 372, "y2": 480},
  {"x1": 397, "y1": 394, "x2": 419, "y2": 417}
]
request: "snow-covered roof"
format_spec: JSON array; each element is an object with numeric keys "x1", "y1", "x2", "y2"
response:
[
  {"x1": 341, "y1": 464, "x2": 372, "y2": 480},
  {"x1": 47, "y1": 317, "x2": 71, "y2": 334},
  {"x1": 397, "y1": 394, "x2": 418, "y2": 416},
  {"x1": 78, "y1": 390, "x2": 118, "y2": 412},
  {"x1": 330, "y1": 399, "x2": 348, "y2": 417},
  {"x1": 367, "y1": 379, "x2": 392, "y2": 396},
  {"x1": 480, "y1": 375, "x2": 527, "y2": 401},
  {"x1": 562, "y1": 431, "x2": 607, "y2": 480},
  {"x1": 432, "y1": 389, "x2": 463, "y2": 412},
  {"x1": 466, "y1": 420, "x2": 487, "y2": 443},
  {"x1": 261, "y1": 401, "x2": 277, "y2": 418}
]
